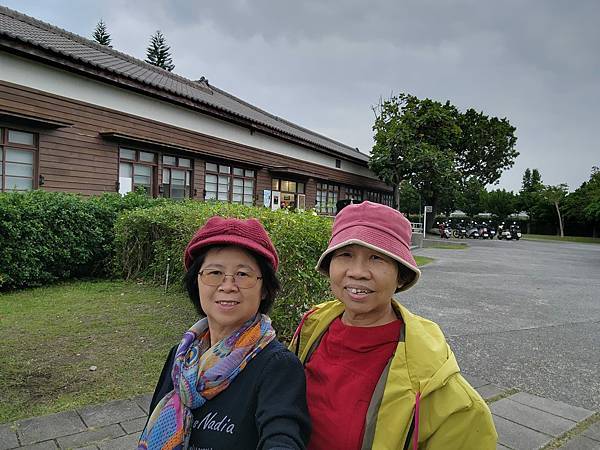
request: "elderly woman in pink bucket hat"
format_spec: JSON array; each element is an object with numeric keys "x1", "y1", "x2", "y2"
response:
[
  {"x1": 139, "y1": 217, "x2": 310, "y2": 450},
  {"x1": 290, "y1": 201, "x2": 497, "y2": 450}
]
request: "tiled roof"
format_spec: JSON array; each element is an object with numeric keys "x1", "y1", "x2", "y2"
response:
[{"x1": 0, "y1": 5, "x2": 369, "y2": 163}]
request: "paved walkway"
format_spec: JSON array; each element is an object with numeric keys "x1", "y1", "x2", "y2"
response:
[{"x1": 0, "y1": 377, "x2": 598, "y2": 450}]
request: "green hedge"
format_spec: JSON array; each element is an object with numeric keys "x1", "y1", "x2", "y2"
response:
[
  {"x1": 114, "y1": 201, "x2": 333, "y2": 342},
  {"x1": 0, "y1": 190, "x2": 163, "y2": 290}
]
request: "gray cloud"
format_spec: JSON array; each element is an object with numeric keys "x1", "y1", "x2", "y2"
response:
[{"x1": 3, "y1": 0, "x2": 599, "y2": 192}]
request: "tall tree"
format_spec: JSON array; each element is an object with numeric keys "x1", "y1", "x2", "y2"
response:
[
  {"x1": 397, "y1": 180, "x2": 421, "y2": 215},
  {"x1": 518, "y1": 168, "x2": 545, "y2": 231},
  {"x1": 564, "y1": 167, "x2": 600, "y2": 237},
  {"x1": 485, "y1": 189, "x2": 517, "y2": 221},
  {"x1": 92, "y1": 19, "x2": 112, "y2": 47},
  {"x1": 145, "y1": 31, "x2": 175, "y2": 71},
  {"x1": 455, "y1": 108, "x2": 519, "y2": 186},
  {"x1": 370, "y1": 94, "x2": 460, "y2": 231},
  {"x1": 456, "y1": 177, "x2": 487, "y2": 218},
  {"x1": 543, "y1": 184, "x2": 569, "y2": 237},
  {"x1": 370, "y1": 93, "x2": 517, "y2": 231}
]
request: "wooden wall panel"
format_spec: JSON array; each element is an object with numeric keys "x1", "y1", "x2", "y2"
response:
[{"x1": 0, "y1": 80, "x2": 390, "y2": 200}]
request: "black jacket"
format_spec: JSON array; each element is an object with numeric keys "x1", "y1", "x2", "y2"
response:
[{"x1": 148, "y1": 339, "x2": 310, "y2": 450}]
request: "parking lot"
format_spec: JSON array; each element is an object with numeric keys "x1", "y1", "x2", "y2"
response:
[{"x1": 405, "y1": 238, "x2": 600, "y2": 411}]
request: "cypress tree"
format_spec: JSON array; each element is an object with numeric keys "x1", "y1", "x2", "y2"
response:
[
  {"x1": 92, "y1": 19, "x2": 112, "y2": 47},
  {"x1": 145, "y1": 30, "x2": 175, "y2": 72}
]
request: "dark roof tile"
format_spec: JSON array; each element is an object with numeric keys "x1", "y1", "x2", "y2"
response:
[{"x1": 0, "y1": 5, "x2": 369, "y2": 162}]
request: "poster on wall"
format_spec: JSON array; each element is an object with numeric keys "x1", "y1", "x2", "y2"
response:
[
  {"x1": 263, "y1": 190, "x2": 272, "y2": 208},
  {"x1": 271, "y1": 191, "x2": 281, "y2": 210}
]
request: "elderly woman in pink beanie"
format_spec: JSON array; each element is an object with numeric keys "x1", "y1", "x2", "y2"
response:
[
  {"x1": 290, "y1": 201, "x2": 497, "y2": 450},
  {"x1": 139, "y1": 217, "x2": 310, "y2": 450}
]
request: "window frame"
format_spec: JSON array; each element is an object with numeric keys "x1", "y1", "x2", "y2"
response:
[
  {"x1": 0, "y1": 127, "x2": 38, "y2": 193},
  {"x1": 204, "y1": 162, "x2": 256, "y2": 206},
  {"x1": 118, "y1": 147, "x2": 158, "y2": 197},
  {"x1": 316, "y1": 181, "x2": 340, "y2": 215},
  {"x1": 161, "y1": 155, "x2": 193, "y2": 200},
  {"x1": 346, "y1": 186, "x2": 363, "y2": 201}
]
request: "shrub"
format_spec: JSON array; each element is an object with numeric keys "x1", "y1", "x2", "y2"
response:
[
  {"x1": 114, "y1": 202, "x2": 333, "y2": 342},
  {"x1": 0, "y1": 190, "x2": 162, "y2": 290}
]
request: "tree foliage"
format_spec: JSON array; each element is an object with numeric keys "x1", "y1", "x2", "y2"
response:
[
  {"x1": 92, "y1": 19, "x2": 112, "y2": 47},
  {"x1": 564, "y1": 166, "x2": 600, "y2": 227},
  {"x1": 455, "y1": 108, "x2": 519, "y2": 185},
  {"x1": 485, "y1": 189, "x2": 517, "y2": 220},
  {"x1": 542, "y1": 184, "x2": 568, "y2": 237},
  {"x1": 397, "y1": 180, "x2": 421, "y2": 214},
  {"x1": 370, "y1": 93, "x2": 518, "y2": 230},
  {"x1": 456, "y1": 177, "x2": 487, "y2": 218},
  {"x1": 145, "y1": 30, "x2": 175, "y2": 71}
]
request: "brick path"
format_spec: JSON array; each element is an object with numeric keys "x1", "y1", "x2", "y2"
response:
[{"x1": 0, "y1": 378, "x2": 598, "y2": 449}]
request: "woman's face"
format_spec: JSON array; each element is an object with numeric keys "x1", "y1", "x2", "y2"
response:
[
  {"x1": 328, "y1": 244, "x2": 399, "y2": 323},
  {"x1": 198, "y1": 246, "x2": 263, "y2": 337}
]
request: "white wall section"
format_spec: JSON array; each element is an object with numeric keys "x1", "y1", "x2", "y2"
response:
[{"x1": 0, "y1": 52, "x2": 376, "y2": 179}]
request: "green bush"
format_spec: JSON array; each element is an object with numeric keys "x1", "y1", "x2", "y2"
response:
[
  {"x1": 0, "y1": 191, "x2": 162, "y2": 290},
  {"x1": 114, "y1": 202, "x2": 334, "y2": 342}
]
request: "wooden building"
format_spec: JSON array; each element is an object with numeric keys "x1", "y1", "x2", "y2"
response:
[{"x1": 0, "y1": 6, "x2": 392, "y2": 214}]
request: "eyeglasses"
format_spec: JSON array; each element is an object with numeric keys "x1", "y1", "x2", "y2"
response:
[{"x1": 198, "y1": 269, "x2": 263, "y2": 289}]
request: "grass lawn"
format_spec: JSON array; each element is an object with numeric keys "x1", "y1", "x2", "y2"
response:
[
  {"x1": 415, "y1": 255, "x2": 435, "y2": 265},
  {"x1": 0, "y1": 280, "x2": 194, "y2": 423},
  {"x1": 1, "y1": 257, "x2": 435, "y2": 424},
  {"x1": 425, "y1": 242, "x2": 468, "y2": 250},
  {"x1": 523, "y1": 234, "x2": 600, "y2": 244}
]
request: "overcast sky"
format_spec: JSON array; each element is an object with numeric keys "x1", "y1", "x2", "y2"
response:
[{"x1": 3, "y1": 0, "x2": 599, "y2": 193}]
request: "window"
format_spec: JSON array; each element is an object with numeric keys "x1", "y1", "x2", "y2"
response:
[
  {"x1": 366, "y1": 190, "x2": 393, "y2": 207},
  {"x1": 346, "y1": 187, "x2": 363, "y2": 201},
  {"x1": 271, "y1": 178, "x2": 305, "y2": 210},
  {"x1": 118, "y1": 148, "x2": 157, "y2": 196},
  {"x1": 316, "y1": 182, "x2": 340, "y2": 215},
  {"x1": 1, "y1": 128, "x2": 37, "y2": 192},
  {"x1": 162, "y1": 156, "x2": 192, "y2": 200},
  {"x1": 205, "y1": 163, "x2": 255, "y2": 206}
]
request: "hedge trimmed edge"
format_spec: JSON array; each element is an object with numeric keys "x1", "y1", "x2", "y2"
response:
[{"x1": 114, "y1": 201, "x2": 334, "y2": 342}]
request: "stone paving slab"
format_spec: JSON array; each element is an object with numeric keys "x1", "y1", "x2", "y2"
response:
[
  {"x1": 491, "y1": 397, "x2": 576, "y2": 437},
  {"x1": 18, "y1": 442, "x2": 57, "y2": 450},
  {"x1": 463, "y1": 374, "x2": 489, "y2": 389},
  {"x1": 132, "y1": 394, "x2": 152, "y2": 415},
  {"x1": 558, "y1": 435, "x2": 600, "y2": 449},
  {"x1": 496, "y1": 444, "x2": 511, "y2": 450},
  {"x1": 477, "y1": 384, "x2": 507, "y2": 400},
  {"x1": 0, "y1": 424, "x2": 19, "y2": 450},
  {"x1": 493, "y1": 414, "x2": 552, "y2": 450},
  {"x1": 78, "y1": 399, "x2": 145, "y2": 428},
  {"x1": 510, "y1": 392, "x2": 595, "y2": 422},
  {"x1": 55, "y1": 424, "x2": 124, "y2": 449},
  {"x1": 119, "y1": 417, "x2": 146, "y2": 435},
  {"x1": 582, "y1": 422, "x2": 600, "y2": 441},
  {"x1": 16, "y1": 411, "x2": 86, "y2": 445},
  {"x1": 97, "y1": 434, "x2": 139, "y2": 450}
]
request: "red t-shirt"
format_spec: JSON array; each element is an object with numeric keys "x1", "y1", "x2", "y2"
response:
[{"x1": 304, "y1": 317, "x2": 403, "y2": 450}]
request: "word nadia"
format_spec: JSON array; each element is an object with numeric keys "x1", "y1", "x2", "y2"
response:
[{"x1": 192, "y1": 412, "x2": 236, "y2": 435}]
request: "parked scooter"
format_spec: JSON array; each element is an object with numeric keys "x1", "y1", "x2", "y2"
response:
[
  {"x1": 497, "y1": 223, "x2": 512, "y2": 240},
  {"x1": 467, "y1": 222, "x2": 480, "y2": 239},
  {"x1": 452, "y1": 221, "x2": 467, "y2": 239},
  {"x1": 478, "y1": 222, "x2": 490, "y2": 239},
  {"x1": 510, "y1": 223, "x2": 522, "y2": 240},
  {"x1": 488, "y1": 224, "x2": 497, "y2": 239}
]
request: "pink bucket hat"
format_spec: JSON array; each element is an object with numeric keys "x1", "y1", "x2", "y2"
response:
[
  {"x1": 184, "y1": 216, "x2": 279, "y2": 271},
  {"x1": 316, "y1": 201, "x2": 421, "y2": 291}
]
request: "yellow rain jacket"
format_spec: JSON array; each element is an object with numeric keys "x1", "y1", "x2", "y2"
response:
[{"x1": 290, "y1": 299, "x2": 497, "y2": 450}]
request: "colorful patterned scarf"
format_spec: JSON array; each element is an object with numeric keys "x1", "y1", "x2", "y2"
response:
[{"x1": 138, "y1": 313, "x2": 276, "y2": 450}]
